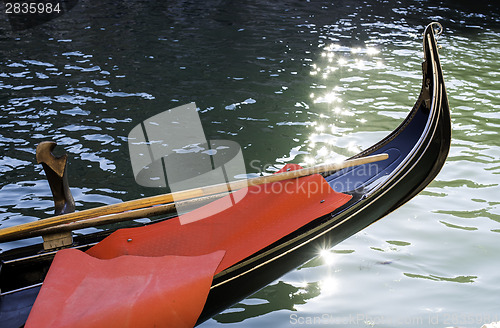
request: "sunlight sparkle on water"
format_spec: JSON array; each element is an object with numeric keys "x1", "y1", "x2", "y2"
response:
[
  {"x1": 320, "y1": 249, "x2": 335, "y2": 266},
  {"x1": 298, "y1": 280, "x2": 309, "y2": 289},
  {"x1": 354, "y1": 59, "x2": 365, "y2": 69},
  {"x1": 313, "y1": 91, "x2": 341, "y2": 104},
  {"x1": 351, "y1": 47, "x2": 362, "y2": 54},
  {"x1": 324, "y1": 43, "x2": 340, "y2": 52},
  {"x1": 316, "y1": 146, "x2": 329, "y2": 158},
  {"x1": 304, "y1": 155, "x2": 315, "y2": 165},
  {"x1": 304, "y1": 40, "x2": 385, "y2": 169},
  {"x1": 347, "y1": 141, "x2": 361, "y2": 153},
  {"x1": 319, "y1": 276, "x2": 339, "y2": 295},
  {"x1": 326, "y1": 137, "x2": 336, "y2": 145},
  {"x1": 315, "y1": 125, "x2": 325, "y2": 132},
  {"x1": 366, "y1": 47, "x2": 380, "y2": 55}
]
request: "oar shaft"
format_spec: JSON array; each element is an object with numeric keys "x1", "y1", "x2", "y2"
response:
[
  {"x1": 35, "y1": 193, "x2": 225, "y2": 237},
  {"x1": 0, "y1": 153, "x2": 388, "y2": 242}
]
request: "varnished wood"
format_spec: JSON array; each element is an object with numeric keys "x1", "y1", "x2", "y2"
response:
[{"x1": 0, "y1": 153, "x2": 388, "y2": 243}]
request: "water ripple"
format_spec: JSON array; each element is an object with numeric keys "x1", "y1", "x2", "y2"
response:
[{"x1": 1, "y1": 0, "x2": 500, "y2": 324}]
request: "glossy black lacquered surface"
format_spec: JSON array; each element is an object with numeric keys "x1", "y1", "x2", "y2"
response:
[
  {"x1": 0, "y1": 24, "x2": 450, "y2": 328},
  {"x1": 197, "y1": 23, "x2": 450, "y2": 324}
]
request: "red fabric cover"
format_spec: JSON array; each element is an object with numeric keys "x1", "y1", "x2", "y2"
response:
[
  {"x1": 25, "y1": 249, "x2": 224, "y2": 328},
  {"x1": 26, "y1": 164, "x2": 351, "y2": 328},
  {"x1": 87, "y1": 165, "x2": 352, "y2": 274}
]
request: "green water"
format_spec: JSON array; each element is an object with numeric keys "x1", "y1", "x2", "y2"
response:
[{"x1": 1, "y1": 0, "x2": 499, "y2": 327}]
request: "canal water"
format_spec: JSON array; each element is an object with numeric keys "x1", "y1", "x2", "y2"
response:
[{"x1": 1, "y1": 0, "x2": 499, "y2": 327}]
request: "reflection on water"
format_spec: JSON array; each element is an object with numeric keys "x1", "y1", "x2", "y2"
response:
[
  {"x1": 215, "y1": 249, "x2": 346, "y2": 323},
  {"x1": 304, "y1": 40, "x2": 386, "y2": 165},
  {"x1": 214, "y1": 281, "x2": 320, "y2": 324},
  {"x1": 1, "y1": 0, "x2": 500, "y2": 326},
  {"x1": 403, "y1": 273, "x2": 477, "y2": 283}
]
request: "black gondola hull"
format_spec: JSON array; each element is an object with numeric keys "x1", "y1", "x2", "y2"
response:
[{"x1": 0, "y1": 23, "x2": 451, "y2": 328}]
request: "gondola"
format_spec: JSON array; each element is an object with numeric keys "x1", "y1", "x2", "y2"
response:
[{"x1": 0, "y1": 23, "x2": 450, "y2": 328}]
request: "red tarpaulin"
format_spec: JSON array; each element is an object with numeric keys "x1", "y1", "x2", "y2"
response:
[
  {"x1": 87, "y1": 167, "x2": 351, "y2": 274},
  {"x1": 25, "y1": 249, "x2": 225, "y2": 328},
  {"x1": 26, "y1": 164, "x2": 351, "y2": 327}
]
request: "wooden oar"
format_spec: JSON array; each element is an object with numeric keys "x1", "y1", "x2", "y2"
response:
[
  {"x1": 36, "y1": 193, "x2": 224, "y2": 237},
  {"x1": 0, "y1": 153, "x2": 388, "y2": 243}
]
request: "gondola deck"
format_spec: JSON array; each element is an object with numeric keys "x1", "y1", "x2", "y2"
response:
[{"x1": 0, "y1": 23, "x2": 450, "y2": 328}]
